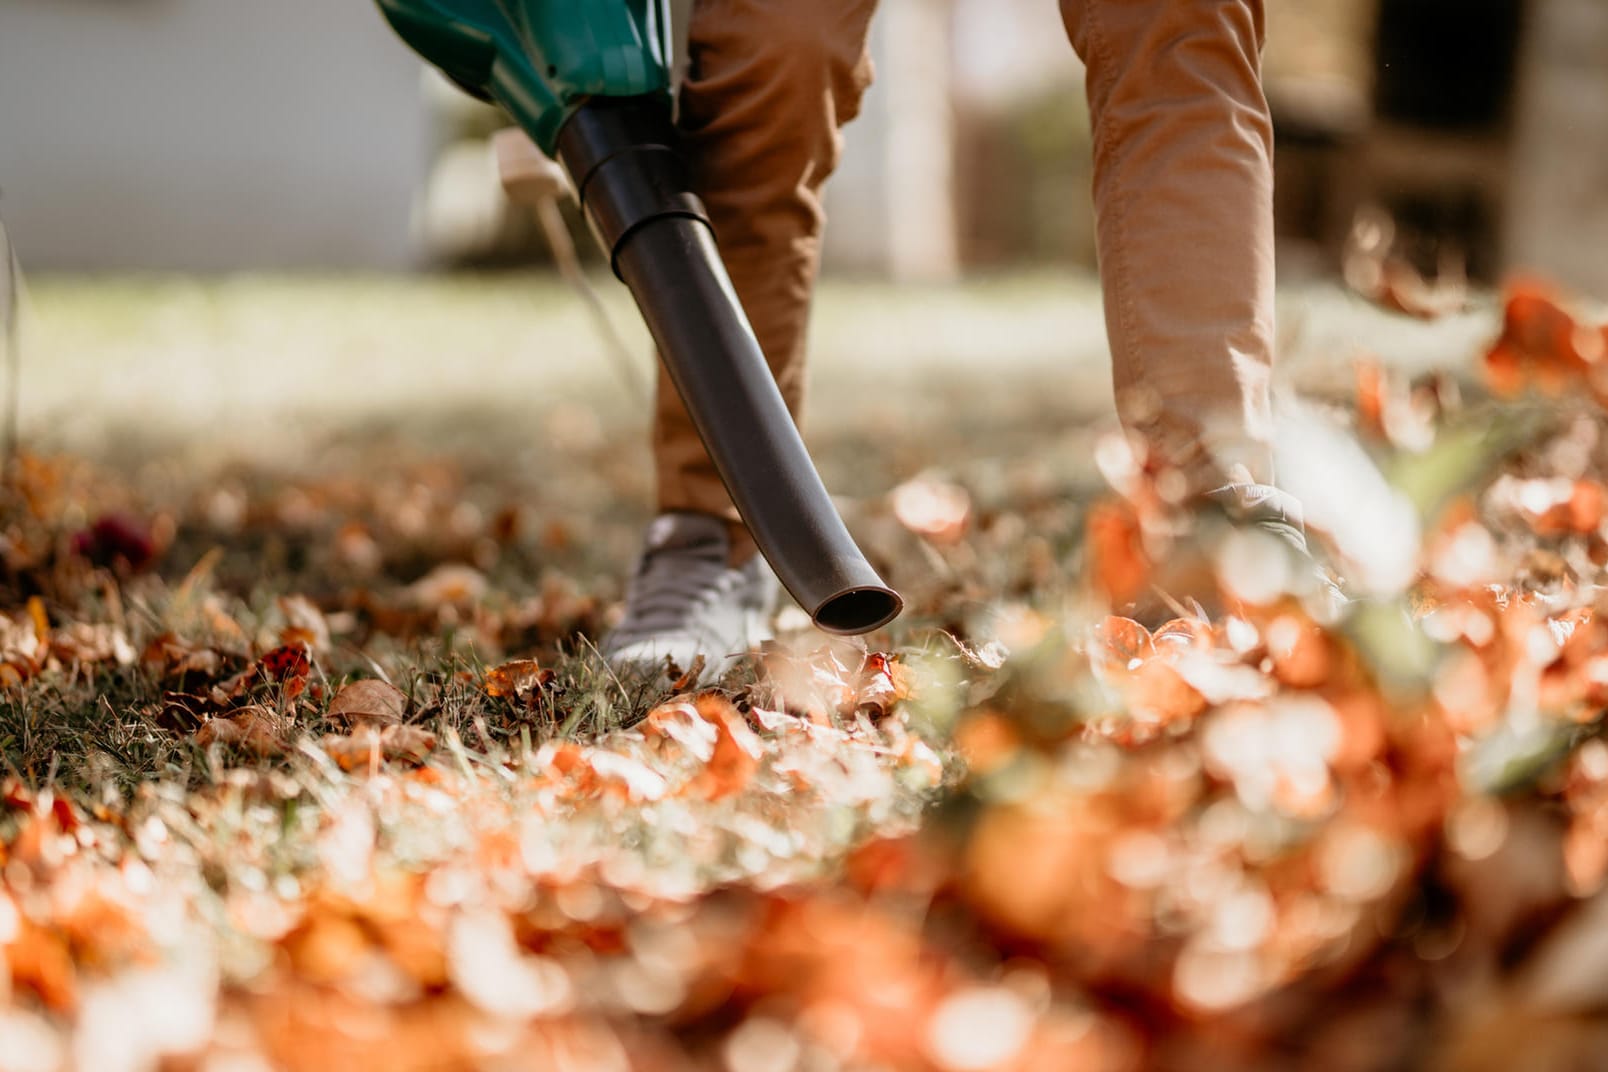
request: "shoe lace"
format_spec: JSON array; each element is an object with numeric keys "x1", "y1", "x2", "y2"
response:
[{"x1": 611, "y1": 542, "x2": 735, "y2": 644}]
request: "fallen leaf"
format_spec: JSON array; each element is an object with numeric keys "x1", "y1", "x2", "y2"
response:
[
  {"x1": 141, "y1": 632, "x2": 225, "y2": 680},
  {"x1": 407, "y1": 563, "x2": 488, "y2": 609},
  {"x1": 669, "y1": 653, "x2": 707, "y2": 692},
  {"x1": 327, "y1": 679, "x2": 407, "y2": 727},
  {"x1": 322, "y1": 725, "x2": 437, "y2": 771},
  {"x1": 642, "y1": 700, "x2": 720, "y2": 763},
  {"x1": 891, "y1": 475, "x2": 972, "y2": 544},
  {"x1": 50, "y1": 622, "x2": 136, "y2": 667},
  {"x1": 1091, "y1": 617, "x2": 1154, "y2": 678},
  {"x1": 6, "y1": 920, "x2": 78, "y2": 1011},
  {"x1": 855, "y1": 652, "x2": 908, "y2": 718},
  {"x1": 1085, "y1": 501, "x2": 1150, "y2": 605},
  {"x1": 194, "y1": 705, "x2": 287, "y2": 756},
  {"x1": 586, "y1": 750, "x2": 670, "y2": 802},
  {"x1": 484, "y1": 658, "x2": 559, "y2": 717},
  {"x1": 261, "y1": 642, "x2": 312, "y2": 685},
  {"x1": 278, "y1": 595, "x2": 332, "y2": 653},
  {"x1": 687, "y1": 695, "x2": 764, "y2": 800},
  {"x1": 484, "y1": 658, "x2": 551, "y2": 699},
  {"x1": 71, "y1": 512, "x2": 159, "y2": 571}
]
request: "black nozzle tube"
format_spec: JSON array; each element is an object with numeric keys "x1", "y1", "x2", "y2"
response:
[
  {"x1": 556, "y1": 98, "x2": 901, "y2": 635},
  {"x1": 613, "y1": 219, "x2": 901, "y2": 634}
]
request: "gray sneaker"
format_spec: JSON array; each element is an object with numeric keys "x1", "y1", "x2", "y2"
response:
[
  {"x1": 1206, "y1": 483, "x2": 1310, "y2": 553},
  {"x1": 601, "y1": 512, "x2": 781, "y2": 683},
  {"x1": 1208, "y1": 482, "x2": 1348, "y2": 610}
]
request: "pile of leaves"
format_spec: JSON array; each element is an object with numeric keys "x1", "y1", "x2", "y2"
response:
[{"x1": 5, "y1": 280, "x2": 1608, "y2": 1070}]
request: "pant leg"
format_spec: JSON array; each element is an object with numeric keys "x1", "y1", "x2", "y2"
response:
[
  {"x1": 1061, "y1": 0, "x2": 1277, "y2": 490},
  {"x1": 655, "y1": 0, "x2": 879, "y2": 536}
]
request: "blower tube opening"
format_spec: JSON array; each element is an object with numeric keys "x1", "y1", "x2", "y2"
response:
[{"x1": 812, "y1": 588, "x2": 903, "y2": 637}]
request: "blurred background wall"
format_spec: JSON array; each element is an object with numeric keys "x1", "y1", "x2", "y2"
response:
[
  {"x1": 1, "y1": 0, "x2": 1604, "y2": 294},
  {"x1": 0, "y1": 0, "x2": 427, "y2": 270}
]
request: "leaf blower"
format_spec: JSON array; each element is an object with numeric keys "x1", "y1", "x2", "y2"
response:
[{"x1": 375, "y1": 0, "x2": 902, "y2": 635}]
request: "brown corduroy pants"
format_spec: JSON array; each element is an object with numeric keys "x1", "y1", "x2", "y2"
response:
[{"x1": 659, "y1": 0, "x2": 1277, "y2": 542}]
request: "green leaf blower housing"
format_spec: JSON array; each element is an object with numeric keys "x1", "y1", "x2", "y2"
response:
[
  {"x1": 375, "y1": 0, "x2": 903, "y2": 636},
  {"x1": 376, "y1": 0, "x2": 673, "y2": 158}
]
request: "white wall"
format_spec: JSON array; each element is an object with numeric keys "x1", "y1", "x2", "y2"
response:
[
  {"x1": 1505, "y1": 0, "x2": 1608, "y2": 298},
  {"x1": 824, "y1": 0, "x2": 961, "y2": 281},
  {"x1": 0, "y1": 0, "x2": 429, "y2": 270}
]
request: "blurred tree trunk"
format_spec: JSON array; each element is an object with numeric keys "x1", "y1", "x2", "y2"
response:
[
  {"x1": 824, "y1": 0, "x2": 960, "y2": 282},
  {"x1": 1504, "y1": 0, "x2": 1608, "y2": 299},
  {"x1": 879, "y1": 0, "x2": 960, "y2": 282}
]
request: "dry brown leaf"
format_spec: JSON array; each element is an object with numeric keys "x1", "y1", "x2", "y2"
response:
[
  {"x1": 194, "y1": 705, "x2": 288, "y2": 756},
  {"x1": 669, "y1": 653, "x2": 707, "y2": 692},
  {"x1": 407, "y1": 563, "x2": 488, "y2": 609},
  {"x1": 50, "y1": 621, "x2": 136, "y2": 666},
  {"x1": 322, "y1": 725, "x2": 437, "y2": 771},
  {"x1": 891, "y1": 475, "x2": 972, "y2": 544},
  {"x1": 278, "y1": 594, "x2": 332, "y2": 653},
  {"x1": 327, "y1": 679, "x2": 407, "y2": 727},
  {"x1": 380, "y1": 725, "x2": 437, "y2": 765},
  {"x1": 141, "y1": 632, "x2": 225, "y2": 680},
  {"x1": 0, "y1": 599, "x2": 49, "y2": 680},
  {"x1": 484, "y1": 658, "x2": 554, "y2": 700},
  {"x1": 854, "y1": 652, "x2": 908, "y2": 719}
]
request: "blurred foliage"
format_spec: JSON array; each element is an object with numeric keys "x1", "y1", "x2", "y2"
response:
[{"x1": 957, "y1": 80, "x2": 1096, "y2": 269}]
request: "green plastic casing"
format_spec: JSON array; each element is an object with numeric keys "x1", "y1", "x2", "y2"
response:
[{"x1": 375, "y1": 0, "x2": 674, "y2": 155}]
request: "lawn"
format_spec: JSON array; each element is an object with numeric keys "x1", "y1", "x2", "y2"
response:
[{"x1": 2, "y1": 270, "x2": 1607, "y2": 1071}]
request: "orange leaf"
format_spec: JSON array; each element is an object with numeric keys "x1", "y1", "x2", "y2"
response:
[
  {"x1": 642, "y1": 700, "x2": 720, "y2": 762},
  {"x1": 1266, "y1": 613, "x2": 1332, "y2": 689},
  {"x1": 1085, "y1": 501, "x2": 1150, "y2": 605},
  {"x1": 322, "y1": 725, "x2": 437, "y2": 772},
  {"x1": 1356, "y1": 358, "x2": 1386, "y2": 437},
  {"x1": 25, "y1": 595, "x2": 49, "y2": 650},
  {"x1": 1091, "y1": 616, "x2": 1154, "y2": 679},
  {"x1": 1126, "y1": 659, "x2": 1207, "y2": 725},
  {"x1": 7, "y1": 920, "x2": 78, "y2": 1011},
  {"x1": 1482, "y1": 279, "x2": 1605, "y2": 398},
  {"x1": 955, "y1": 711, "x2": 1021, "y2": 776},
  {"x1": 688, "y1": 694, "x2": 764, "y2": 800},
  {"x1": 484, "y1": 659, "x2": 556, "y2": 711}
]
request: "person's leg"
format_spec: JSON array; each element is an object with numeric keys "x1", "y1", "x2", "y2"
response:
[
  {"x1": 1060, "y1": 0, "x2": 1277, "y2": 491},
  {"x1": 655, "y1": 0, "x2": 879, "y2": 559},
  {"x1": 606, "y1": 0, "x2": 878, "y2": 679}
]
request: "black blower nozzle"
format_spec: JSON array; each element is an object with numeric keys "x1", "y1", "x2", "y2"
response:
[{"x1": 555, "y1": 97, "x2": 901, "y2": 636}]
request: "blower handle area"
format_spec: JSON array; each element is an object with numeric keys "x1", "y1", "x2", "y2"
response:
[{"x1": 555, "y1": 96, "x2": 902, "y2": 636}]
